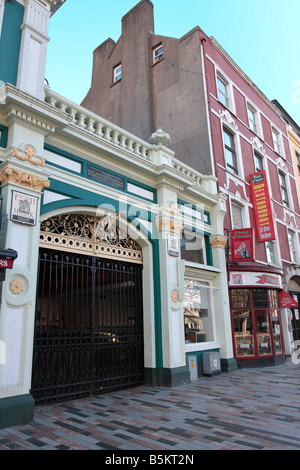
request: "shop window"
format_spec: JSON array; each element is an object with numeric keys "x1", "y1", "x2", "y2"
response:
[
  {"x1": 233, "y1": 309, "x2": 255, "y2": 357},
  {"x1": 183, "y1": 280, "x2": 214, "y2": 344},
  {"x1": 271, "y1": 310, "x2": 283, "y2": 354},
  {"x1": 230, "y1": 289, "x2": 251, "y2": 309},
  {"x1": 180, "y1": 230, "x2": 206, "y2": 265},
  {"x1": 230, "y1": 288, "x2": 283, "y2": 359}
]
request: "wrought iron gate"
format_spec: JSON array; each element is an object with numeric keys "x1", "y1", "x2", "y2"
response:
[{"x1": 31, "y1": 249, "x2": 144, "y2": 403}]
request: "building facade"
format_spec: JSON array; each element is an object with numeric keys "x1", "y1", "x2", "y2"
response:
[
  {"x1": 0, "y1": 0, "x2": 235, "y2": 429},
  {"x1": 81, "y1": 0, "x2": 300, "y2": 366},
  {"x1": 273, "y1": 100, "x2": 300, "y2": 346}
]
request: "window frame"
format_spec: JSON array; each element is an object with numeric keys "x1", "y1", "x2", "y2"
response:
[
  {"x1": 295, "y1": 150, "x2": 300, "y2": 176},
  {"x1": 183, "y1": 278, "x2": 216, "y2": 346},
  {"x1": 217, "y1": 74, "x2": 230, "y2": 108},
  {"x1": 254, "y1": 151, "x2": 263, "y2": 172},
  {"x1": 230, "y1": 288, "x2": 284, "y2": 359},
  {"x1": 265, "y1": 240, "x2": 276, "y2": 264},
  {"x1": 113, "y1": 63, "x2": 122, "y2": 83},
  {"x1": 247, "y1": 104, "x2": 258, "y2": 134},
  {"x1": 288, "y1": 230, "x2": 297, "y2": 263},
  {"x1": 278, "y1": 170, "x2": 290, "y2": 208},
  {"x1": 153, "y1": 44, "x2": 163, "y2": 64},
  {"x1": 272, "y1": 127, "x2": 281, "y2": 155},
  {"x1": 231, "y1": 201, "x2": 244, "y2": 230},
  {"x1": 223, "y1": 127, "x2": 238, "y2": 175}
]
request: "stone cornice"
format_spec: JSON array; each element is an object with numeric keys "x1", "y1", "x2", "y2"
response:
[{"x1": 209, "y1": 37, "x2": 282, "y2": 119}]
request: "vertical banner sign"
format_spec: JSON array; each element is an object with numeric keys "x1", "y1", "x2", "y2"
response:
[
  {"x1": 249, "y1": 171, "x2": 276, "y2": 243},
  {"x1": 230, "y1": 228, "x2": 255, "y2": 262}
]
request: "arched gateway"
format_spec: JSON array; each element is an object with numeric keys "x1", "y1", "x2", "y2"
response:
[{"x1": 31, "y1": 213, "x2": 144, "y2": 403}]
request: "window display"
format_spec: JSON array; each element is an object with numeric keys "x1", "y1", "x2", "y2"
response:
[
  {"x1": 183, "y1": 280, "x2": 213, "y2": 344},
  {"x1": 230, "y1": 288, "x2": 283, "y2": 359}
]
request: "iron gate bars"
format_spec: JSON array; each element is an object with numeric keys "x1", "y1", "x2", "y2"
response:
[{"x1": 31, "y1": 249, "x2": 144, "y2": 403}]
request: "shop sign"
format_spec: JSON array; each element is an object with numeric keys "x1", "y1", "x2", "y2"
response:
[
  {"x1": 230, "y1": 271, "x2": 282, "y2": 288},
  {"x1": 279, "y1": 291, "x2": 299, "y2": 308},
  {"x1": 10, "y1": 190, "x2": 38, "y2": 226},
  {"x1": 249, "y1": 171, "x2": 276, "y2": 243},
  {"x1": 230, "y1": 228, "x2": 254, "y2": 262}
]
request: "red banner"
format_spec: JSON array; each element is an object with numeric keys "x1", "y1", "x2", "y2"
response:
[
  {"x1": 279, "y1": 291, "x2": 299, "y2": 308},
  {"x1": 230, "y1": 228, "x2": 254, "y2": 262},
  {"x1": 249, "y1": 171, "x2": 276, "y2": 243}
]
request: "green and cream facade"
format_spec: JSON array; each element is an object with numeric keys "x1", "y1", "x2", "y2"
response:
[{"x1": 0, "y1": 0, "x2": 236, "y2": 429}]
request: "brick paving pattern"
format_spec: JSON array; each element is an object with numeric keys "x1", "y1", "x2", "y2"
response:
[{"x1": 1, "y1": 360, "x2": 300, "y2": 450}]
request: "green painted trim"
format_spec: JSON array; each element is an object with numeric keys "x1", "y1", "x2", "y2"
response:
[
  {"x1": 0, "y1": 124, "x2": 8, "y2": 148},
  {"x1": 0, "y1": 0, "x2": 24, "y2": 86},
  {"x1": 178, "y1": 199, "x2": 211, "y2": 226},
  {"x1": 205, "y1": 234, "x2": 213, "y2": 266},
  {"x1": 44, "y1": 144, "x2": 157, "y2": 203},
  {"x1": 144, "y1": 366, "x2": 190, "y2": 387},
  {"x1": 221, "y1": 357, "x2": 238, "y2": 373},
  {"x1": 0, "y1": 394, "x2": 35, "y2": 430}
]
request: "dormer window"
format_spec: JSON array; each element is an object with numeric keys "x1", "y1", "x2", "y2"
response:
[
  {"x1": 113, "y1": 64, "x2": 122, "y2": 83},
  {"x1": 153, "y1": 44, "x2": 163, "y2": 64}
]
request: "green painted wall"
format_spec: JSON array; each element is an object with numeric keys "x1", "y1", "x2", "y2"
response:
[{"x1": 0, "y1": 0, "x2": 24, "y2": 86}]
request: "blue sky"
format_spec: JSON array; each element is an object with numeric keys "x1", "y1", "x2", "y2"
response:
[{"x1": 46, "y1": 0, "x2": 300, "y2": 125}]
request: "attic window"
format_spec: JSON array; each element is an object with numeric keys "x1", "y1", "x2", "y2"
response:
[
  {"x1": 153, "y1": 44, "x2": 163, "y2": 64},
  {"x1": 113, "y1": 64, "x2": 122, "y2": 83}
]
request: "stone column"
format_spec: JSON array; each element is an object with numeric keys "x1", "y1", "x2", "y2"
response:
[
  {"x1": 0, "y1": 147, "x2": 49, "y2": 429},
  {"x1": 209, "y1": 194, "x2": 237, "y2": 372},
  {"x1": 155, "y1": 184, "x2": 190, "y2": 386}
]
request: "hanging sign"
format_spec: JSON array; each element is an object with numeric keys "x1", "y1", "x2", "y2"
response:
[
  {"x1": 230, "y1": 228, "x2": 255, "y2": 262},
  {"x1": 249, "y1": 171, "x2": 276, "y2": 243},
  {"x1": 279, "y1": 291, "x2": 299, "y2": 308}
]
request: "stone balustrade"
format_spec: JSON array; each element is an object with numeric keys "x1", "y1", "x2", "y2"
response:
[{"x1": 44, "y1": 86, "x2": 216, "y2": 194}]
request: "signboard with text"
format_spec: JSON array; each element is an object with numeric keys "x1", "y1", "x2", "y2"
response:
[
  {"x1": 230, "y1": 228, "x2": 255, "y2": 262},
  {"x1": 249, "y1": 171, "x2": 276, "y2": 243},
  {"x1": 279, "y1": 291, "x2": 299, "y2": 308}
]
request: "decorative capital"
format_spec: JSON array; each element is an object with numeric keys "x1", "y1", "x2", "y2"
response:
[
  {"x1": 156, "y1": 218, "x2": 183, "y2": 234},
  {"x1": 0, "y1": 166, "x2": 50, "y2": 192},
  {"x1": 210, "y1": 236, "x2": 228, "y2": 249}
]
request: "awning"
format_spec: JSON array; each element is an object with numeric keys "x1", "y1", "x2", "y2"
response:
[{"x1": 279, "y1": 291, "x2": 299, "y2": 308}]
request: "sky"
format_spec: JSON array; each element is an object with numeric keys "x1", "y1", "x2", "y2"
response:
[{"x1": 45, "y1": 0, "x2": 300, "y2": 125}]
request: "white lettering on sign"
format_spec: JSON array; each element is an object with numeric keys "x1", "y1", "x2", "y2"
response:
[{"x1": 0, "y1": 260, "x2": 8, "y2": 267}]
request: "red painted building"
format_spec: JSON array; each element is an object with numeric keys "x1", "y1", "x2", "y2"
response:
[
  {"x1": 201, "y1": 35, "x2": 300, "y2": 365},
  {"x1": 82, "y1": 0, "x2": 300, "y2": 366}
]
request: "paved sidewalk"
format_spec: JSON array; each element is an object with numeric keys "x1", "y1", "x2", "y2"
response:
[{"x1": 1, "y1": 360, "x2": 300, "y2": 451}]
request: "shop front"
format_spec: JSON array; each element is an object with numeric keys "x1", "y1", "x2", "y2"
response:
[{"x1": 229, "y1": 268, "x2": 285, "y2": 367}]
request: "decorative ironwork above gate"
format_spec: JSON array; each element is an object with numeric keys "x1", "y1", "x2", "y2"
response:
[{"x1": 39, "y1": 213, "x2": 143, "y2": 263}]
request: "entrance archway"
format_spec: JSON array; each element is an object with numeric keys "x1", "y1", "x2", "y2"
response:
[{"x1": 31, "y1": 213, "x2": 144, "y2": 403}]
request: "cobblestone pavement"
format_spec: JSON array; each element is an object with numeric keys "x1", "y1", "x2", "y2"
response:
[{"x1": 1, "y1": 360, "x2": 300, "y2": 451}]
